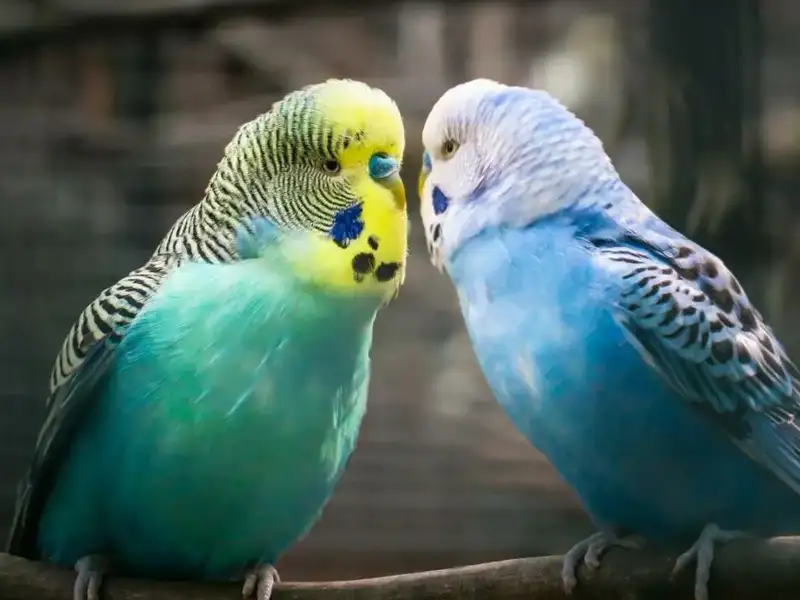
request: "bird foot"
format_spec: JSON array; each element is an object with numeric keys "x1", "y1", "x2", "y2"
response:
[
  {"x1": 74, "y1": 554, "x2": 111, "y2": 600},
  {"x1": 242, "y1": 564, "x2": 281, "y2": 600},
  {"x1": 562, "y1": 530, "x2": 645, "y2": 594},
  {"x1": 671, "y1": 523, "x2": 749, "y2": 600}
]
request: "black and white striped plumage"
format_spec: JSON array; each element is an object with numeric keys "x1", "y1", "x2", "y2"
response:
[{"x1": 45, "y1": 77, "x2": 395, "y2": 399}]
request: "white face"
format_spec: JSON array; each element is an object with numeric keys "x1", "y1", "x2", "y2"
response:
[
  {"x1": 419, "y1": 79, "x2": 509, "y2": 270},
  {"x1": 418, "y1": 79, "x2": 618, "y2": 271}
]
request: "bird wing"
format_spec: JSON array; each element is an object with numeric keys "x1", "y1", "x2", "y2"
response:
[
  {"x1": 7, "y1": 255, "x2": 181, "y2": 557},
  {"x1": 593, "y1": 231, "x2": 800, "y2": 495}
]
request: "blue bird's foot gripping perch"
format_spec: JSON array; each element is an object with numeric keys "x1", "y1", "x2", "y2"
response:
[
  {"x1": 670, "y1": 524, "x2": 750, "y2": 600},
  {"x1": 561, "y1": 530, "x2": 645, "y2": 593}
]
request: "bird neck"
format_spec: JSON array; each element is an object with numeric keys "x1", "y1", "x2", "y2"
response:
[
  {"x1": 237, "y1": 256, "x2": 384, "y2": 331},
  {"x1": 442, "y1": 171, "x2": 637, "y2": 266},
  {"x1": 503, "y1": 169, "x2": 634, "y2": 227},
  {"x1": 152, "y1": 171, "x2": 264, "y2": 263}
]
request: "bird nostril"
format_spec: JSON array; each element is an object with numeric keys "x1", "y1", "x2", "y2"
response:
[{"x1": 368, "y1": 152, "x2": 398, "y2": 180}]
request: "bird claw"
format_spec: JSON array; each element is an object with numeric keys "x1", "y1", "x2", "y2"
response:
[
  {"x1": 670, "y1": 523, "x2": 749, "y2": 600},
  {"x1": 242, "y1": 564, "x2": 281, "y2": 600},
  {"x1": 562, "y1": 530, "x2": 644, "y2": 593},
  {"x1": 74, "y1": 555, "x2": 110, "y2": 600}
]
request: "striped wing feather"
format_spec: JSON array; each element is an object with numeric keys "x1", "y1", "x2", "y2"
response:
[
  {"x1": 593, "y1": 232, "x2": 800, "y2": 495},
  {"x1": 7, "y1": 256, "x2": 179, "y2": 557}
]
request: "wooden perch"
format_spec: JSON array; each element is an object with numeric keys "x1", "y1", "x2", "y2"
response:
[{"x1": 2, "y1": 537, "x2": 800, "y2": 600}]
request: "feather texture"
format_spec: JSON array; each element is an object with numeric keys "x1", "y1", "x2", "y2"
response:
[
  {"x1": 9, "y1": 79, "x2": 406, "y2": 591},
  {"x1": 418, "y1": 81, "x2": 800, "y2": 599},
  {"x1": 31, "y1": 252, "x2": 374, "y2": 576},
  {"x1": 446, "y1": 219, "x2": 800, "y2": 543},
  {"x1": 592, "y1": 228, "x2": 800, "y2": 497}
]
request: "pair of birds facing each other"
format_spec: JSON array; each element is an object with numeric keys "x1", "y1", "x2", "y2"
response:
[{"x1": 8, "y1": 78, "x2": 800, "y2": 600}]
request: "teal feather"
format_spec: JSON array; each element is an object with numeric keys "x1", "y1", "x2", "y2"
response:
[
  {"x1": 32, "y1": 237, "x2": 377, "y2": 579},
  {"x1": 7, "y1": 80, "x2": 406, "y2": 596}
]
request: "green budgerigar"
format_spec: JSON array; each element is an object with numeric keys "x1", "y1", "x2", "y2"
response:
[{"x1": 7, "y1": 79, "x2": 408, "y2": 600}]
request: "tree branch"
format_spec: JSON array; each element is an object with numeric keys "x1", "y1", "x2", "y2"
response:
[{"x1": 2, "y1": 537, "x2": 800, "y2": 600}]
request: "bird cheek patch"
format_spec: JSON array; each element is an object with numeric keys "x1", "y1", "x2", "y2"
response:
[
  {"x1": 432, "y1": 186, "x2": 450, "y2": 215},
  {"x1": 329, "y1": 203, "x2": 365, "y2": 248}
]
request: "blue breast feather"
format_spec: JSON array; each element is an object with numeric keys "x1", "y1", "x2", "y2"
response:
[
  {"x1": 447, "y1": 222, "x2": 800, "y2": 544},
  {"x1": 37, "y1": 258, "x2": 375, "y2": 579}
]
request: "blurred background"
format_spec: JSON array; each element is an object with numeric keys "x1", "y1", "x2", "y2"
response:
[{"x1": 1, "y1": 0, "x2": 798, "y2": 582}]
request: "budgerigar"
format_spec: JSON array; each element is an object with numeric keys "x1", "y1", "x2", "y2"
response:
[
  {"x1": 8, "y1": 79, "x2": 407, "y2": 600},
  {"x1": 417, "y1": 79, "x2": 800, "y2": 600}
]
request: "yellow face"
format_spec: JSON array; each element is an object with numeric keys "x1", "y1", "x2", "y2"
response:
[{"x1": 284, "y1": 81, "x2": 408, "y2": 302}]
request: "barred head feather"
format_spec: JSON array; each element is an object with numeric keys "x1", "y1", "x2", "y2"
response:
[{"x1": 157, "y1": 79, "x2": 406, "y2": 263}]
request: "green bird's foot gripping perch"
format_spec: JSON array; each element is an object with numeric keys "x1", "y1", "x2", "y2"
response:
[
  {"x1": 242, "y1": 564, "x2": 281, "y2": 600},
  {"x1": 73, "y1": 554, "x2": 110, "y2": 600}
]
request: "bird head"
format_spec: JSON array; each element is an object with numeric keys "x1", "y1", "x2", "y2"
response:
[
  {"x1": 418, "y1": 78, "x2": 618, "y2": 271},
  {"x1": 211, "y1": 79, "x2": 408, "y2": 303}
]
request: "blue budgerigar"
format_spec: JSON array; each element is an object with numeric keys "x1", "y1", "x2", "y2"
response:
[
  {"x1": 8, "y1": 79, "x2": 408, "y2": 600},
  {"x1": 417, "y1": 79, "x2": 800, "y2": 600}
]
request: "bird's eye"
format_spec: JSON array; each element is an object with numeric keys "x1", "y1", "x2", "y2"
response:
[
  {"x1": 322, "y1": 159, "x2": 341, "y2": 175},
  {"x1": 441, "y1": 139, "x2": 459, "y2": 159}
]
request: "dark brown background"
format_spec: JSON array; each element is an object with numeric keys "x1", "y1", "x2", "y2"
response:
[{"x1": 1, "y1": 0, "x2": 798, "y2": 582}]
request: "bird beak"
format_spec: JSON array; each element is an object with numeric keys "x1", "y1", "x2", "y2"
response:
[
  {"x1": 381, "y1": 172, "x2": 406, "y2": 210},
  {"x1": 418, "y1": 150, "x2": 431, "y2": 204},
  {"x1": 417, "y1": 169, "x2": 428, "y2": 204}
]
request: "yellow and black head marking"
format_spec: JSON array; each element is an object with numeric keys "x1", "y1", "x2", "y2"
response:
[
  {"x1": 350, "y1": 233, "x2": 403, "y2": 283},
  {"x1": 305, "y1": 79, "x2": 408, "y2": 299},
  {"x1": 289, "y1": 80, "x2": 408, "y2": 298},
  {"x1": 202, "y1": 79, "x2": 408, "y2": 300}
]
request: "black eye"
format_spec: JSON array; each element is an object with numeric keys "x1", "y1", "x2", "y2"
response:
[
  {"x1": 441, "y1": 139, "x2": 459, "y2": 158},
  {"x1": 323, "y1": 159, "x2": 341, "y2": 174}
]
